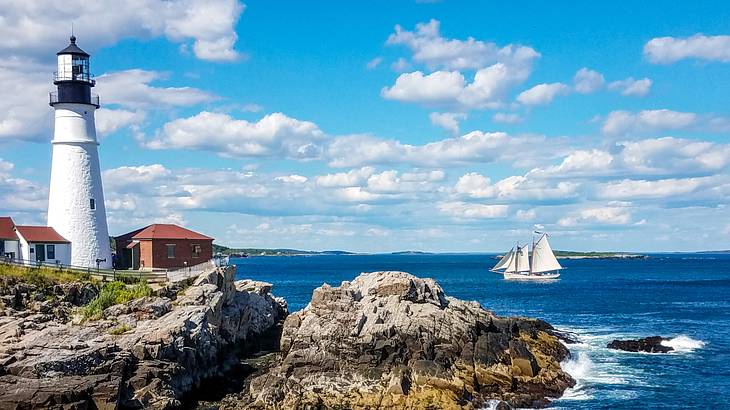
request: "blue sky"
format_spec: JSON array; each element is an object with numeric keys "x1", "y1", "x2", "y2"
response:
[{"x1": 1, "y1": 1, "x2": 729, "y2": 252}]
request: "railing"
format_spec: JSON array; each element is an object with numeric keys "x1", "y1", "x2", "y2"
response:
[
  {"x1": 0, "y1": 257, "x2": 168, "y2": 284},
  {"x1": 53, "y1": 71, "x2": 95, "y2": 84},
  {"x1": 49, "y1": 92, "x2": 100, "y2": 107}
]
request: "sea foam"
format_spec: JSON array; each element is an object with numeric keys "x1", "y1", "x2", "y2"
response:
[{"x1": 661, "y1": 335, "x2": 706, "y2": 352}]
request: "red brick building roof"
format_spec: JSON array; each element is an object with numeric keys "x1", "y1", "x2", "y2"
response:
[
  {"x1": 15, "y1": 226, "x2": 70, "y2": 243},
  {"x1": 0, "y1": 217, "x2": 18, "y2": 240},
  {"x1": 122, "y1": 224, "x2": 213, "y2": 241}
]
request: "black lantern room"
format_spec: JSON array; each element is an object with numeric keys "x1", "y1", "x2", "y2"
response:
[{"x1": 50, "y1": 36, "x2": 99, "y2": 108}]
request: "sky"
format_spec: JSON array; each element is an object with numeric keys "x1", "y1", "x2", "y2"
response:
[{"x1": 0, "y1": 0, "x2": 729, "y2": 253}]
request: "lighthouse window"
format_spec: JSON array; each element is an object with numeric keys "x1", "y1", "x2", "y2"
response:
[{"x1": 90, "y1": 198, "x2": 96, "y2": 210}]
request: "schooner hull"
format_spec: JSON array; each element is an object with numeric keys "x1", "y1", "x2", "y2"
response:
[{"x1": 503, "y1": 272, "x2": 560, "y2": 280}]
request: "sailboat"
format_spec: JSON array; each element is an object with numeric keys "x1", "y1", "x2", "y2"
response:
[{"x1": 490, "y1": 232, "x2": 563, "y2": 279}]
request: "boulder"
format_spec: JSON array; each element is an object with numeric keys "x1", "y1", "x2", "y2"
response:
[
  {"x1": 607, "y1": 336, "x2": 673, "y2": 353},
  {"x1": 0, "y1": 265, "x2": 287, "y2": 409},
  {"x1": 230, "y1": 271, "x2": 575, "y2": 409}
]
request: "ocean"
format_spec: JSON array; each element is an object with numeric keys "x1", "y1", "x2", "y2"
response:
[{"x1": 232, "y1": 253, "x2": 730, "y2": 409}]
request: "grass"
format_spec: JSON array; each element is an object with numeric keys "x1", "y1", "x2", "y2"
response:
[
  {"x1": 108, "y1": 323, "x2": 132, "y2": 335},
  {"x1": 80, "y1": 281, "x2": 152, "y2": 321},
  {"x1": 0, "y1": 263, "x2": 92, "y2": 286}
]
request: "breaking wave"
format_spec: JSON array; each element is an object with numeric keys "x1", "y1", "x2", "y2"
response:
[{"x1": 661, "y1": 335, "x2": 706, "y2": 352}]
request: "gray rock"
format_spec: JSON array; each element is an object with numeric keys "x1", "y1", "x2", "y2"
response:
[
  {"x1": 231, "y1": 271, "x2": 574, "y2": 409},
  {"x1": 0, "y1": 265, "x2": 287, "y2": 409}
]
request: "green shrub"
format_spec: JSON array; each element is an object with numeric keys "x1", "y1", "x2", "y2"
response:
[{"x1": 81, "y1": 281, "x2": 152, "y2": 321}]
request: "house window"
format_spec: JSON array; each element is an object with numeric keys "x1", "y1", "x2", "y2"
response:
[
  {"x1": 166, "y1": 244, "x2": 176, "y2": 259},
  {"x1": 191, "y1": 244, "x2": 202, "y2": 258},
  {"x1": 47, "y1": 244, "x2": 55, "y2": 260},
  {"x1": 90, "y1": 198, "x2": 96, "y2": 210}
]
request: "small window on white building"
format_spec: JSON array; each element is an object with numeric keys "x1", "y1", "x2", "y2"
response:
[
  {"x1": 90, "y1": 198, "x2": 96, "y2": 210},
  {"x1": 166, "y1": 244, "x2": 176, "y2": 259},
  {"x1": 47, "y1": 245, "x2": 55, "y2": 260}
]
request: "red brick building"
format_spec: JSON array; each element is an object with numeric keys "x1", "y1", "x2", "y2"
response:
[{"x1": 114, "y1": 224, "x2": 213, "y2": 270}]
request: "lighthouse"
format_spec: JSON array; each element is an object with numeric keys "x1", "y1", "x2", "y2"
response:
[{"x1": 47, "y1": 36, "x2": 112, "y2": 268}]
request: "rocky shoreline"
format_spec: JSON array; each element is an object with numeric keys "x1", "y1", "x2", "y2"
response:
[{"x1": 0, "y1": 268, "x2": 575, "y2": 409}]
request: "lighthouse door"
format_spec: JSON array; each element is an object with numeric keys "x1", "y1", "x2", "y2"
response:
[{"x1": 35, "y1": 244, "x2": 46, "y2": 262}]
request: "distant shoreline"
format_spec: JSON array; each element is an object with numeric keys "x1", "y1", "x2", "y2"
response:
[{"x1": 216, "y1": 246, "x2": 661, "y2": 259}]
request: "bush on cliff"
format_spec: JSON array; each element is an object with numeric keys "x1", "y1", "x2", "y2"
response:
[{"x1": 81, "y1": 281, "x2": 152, "y2": 320}]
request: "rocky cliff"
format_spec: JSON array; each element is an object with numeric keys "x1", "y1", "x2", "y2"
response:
[
  {"x1": 229, "y1": 271, "x2": 575, "y2": 409},
  {"x1": 0, "y1": 266, "x2": 287, "y2": 409}
]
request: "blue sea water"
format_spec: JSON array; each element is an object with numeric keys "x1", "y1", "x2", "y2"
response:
[{"x1": 232, "y1": 253, "x2": 730, "y2": 409}]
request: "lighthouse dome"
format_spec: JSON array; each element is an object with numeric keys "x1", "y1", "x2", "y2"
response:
[{"x1": 57, "y1": 35, "x2": 89, "y2": 56}]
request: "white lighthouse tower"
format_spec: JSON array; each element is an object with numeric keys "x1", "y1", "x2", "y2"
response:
[{"x1": 47, "y1": 36, "x2": 112, "y2": 268}]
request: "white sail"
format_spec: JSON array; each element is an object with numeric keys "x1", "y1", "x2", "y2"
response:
[
  {"x1": 530, "y1": 234, "x2": 563, "y2": 273},
  {"x1": 492, "y1": 247, "x2": 514, "y2": 271},
  {"x1": 506, "y1": 244, "x2": 530, "y2": 273}
]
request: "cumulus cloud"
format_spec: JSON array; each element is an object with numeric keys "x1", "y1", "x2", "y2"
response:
[
  {"x1": 429, "y1": 112, "x2": 467, "y2": 134},
  {"x1": 573, "y1": 68, "x2": 605, "y2": 94},
  {"x1": 644, "y1": 34, "x2": 730, "y2": 64},
  {"x1": 0, "y1": 159, "x2": 48, "y2": 213},
  {"x1": 607, "y1": 77, "x2": 652, "y2": 97},
  {"x1": 383, "y1": 20, "x2": 539, "y2": 109},
  {"x1": 0, "y1": 0, "x2": 245, "y2": 62},
  {"x1": 366, "y1": 57, "x2": 383, "y2": 70},
  {"x1": 600, "y1": 109, "x2": 730, "y2": 135},
  {"x1": 517, "y1": 82, "x2": 570, "y2": 106},
  {"x1": 559, "y1": 203, "x2": 632, "y2": 226},
  {"x1": 454, "y1": 172, "x2": 579, "y2": 202},
  {"x1": 438, "y1": 201, "x2": 509, "y2": 219},
  {"x1": 529, "y1": 137, "x2": 730, "y2": 179},
  {"x1": 97, "y1": 70, "x2": 216, "y2": 108},
  {"x1": 315, "y1": 167, "x2": 376, "y2": 188},
  {"x1": 95, "y1": 108, "x2": 146, "y2": 136},
  {"x1": 493, "y1": 112, "x2": 523, "y2": 124},
  {"x1": 596, "y1": 177, "x2": 710, "y2": 200},
  {"x1": 326, "y1": 131, "x2": 558, "y2": 168},
  {"x1": 147, "y1": 111, "x2": 326, "y2": 159},
  {"x1": 386, "y1": 19, "x2": 539, "y2": 71}
]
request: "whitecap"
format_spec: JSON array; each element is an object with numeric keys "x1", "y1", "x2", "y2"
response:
[{"x1": 661, "y1": 335, "x2": 706, "y2": 352}]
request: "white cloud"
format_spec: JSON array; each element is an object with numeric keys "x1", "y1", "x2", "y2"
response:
[
  {"x1": 559, "y1": 203, "x2": 632, "y2": 226},
  {"x1": 429, "y1": 112, "x2": 467, "y2": 134},
  {"x1": 97, "y1": 69, "x2": 215, "y2": 108},
  {"x1": 327, "y1": 131, "x2": 556, "y2": 168},
  {"x1": 438, "y1": 201, "x2": 509, "y2": 219},
  {"x1": 455, "y1": 172, "x2": 579, "y2": 202},
  {"x1": 95, "y1": 108, "x2": 146, "y2": 136},
  {"x1": 529, "y1": 137, "x2": 730, "y2": 179},
  {"x1": 597, "y1": 177, "x2": 708, "y2": 200},
  {"x1": 493, "y1": 112, "x2": 523, "y2": 124},
  {"x1": 391, "y1": 58, "x2": 411, "y2": 72},
  {"x1": 517, "y1": 82, "x2": 570, "y2": 106},
  {"x1": 644, "y1": 34, "x2": 730, "y2": 64},
  {"x1": 386, "y1": 19, "x2": 539, "y2": 71},
  {"x1": 601, "y1": 109, "x2": 698, "y2": 135},
  {"x1": 383, "y1": 20, "x2": 539, "y2": 110},
  {"x1": 573, "y1": 68, "x2": 605, "y2": 94},
  {"x1": 607, "y1": 77, "x2": 652, "y2": 97},
  {"x1": 0, "y1": 0, "x2": 245, "y2": 62},
  {"x1": 381, "y1": 65, "x2": 536, "y2": 109},
  {"x1": 366, "y1": 57, "x2": 383, "y2": 70},
  {"x1": 382, "y1": 71, "x2": 465, "y2": 104},
  {"x1": 315, "y1": 167, "x2": 376, "y2": 188},
  {"x1": 275, "y1": 174, "x2": 308, "y2": 184},
  {"x1": 147, "y1": 111, "x2": 325, "y2": 159}
]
